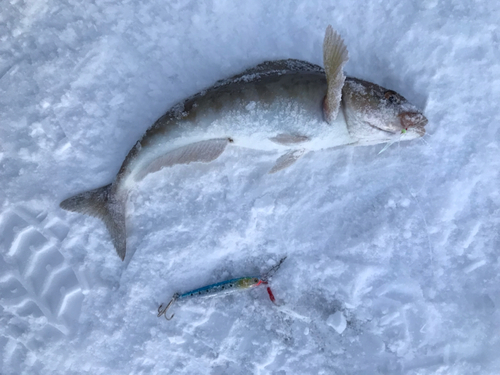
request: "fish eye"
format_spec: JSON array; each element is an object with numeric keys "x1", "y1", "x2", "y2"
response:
[{"x1": 384, "y1": 90, "x2": 400, "y2": 104}]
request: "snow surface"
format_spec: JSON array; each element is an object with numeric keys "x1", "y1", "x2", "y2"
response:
[
  {"x1": 1, "y1": 0, "x2": 500, "y2": 374},
  {"x1": 327, "y1": 311, "x2": 347, "y2": 335}
]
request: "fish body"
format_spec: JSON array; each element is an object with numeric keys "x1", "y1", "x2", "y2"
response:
[
  {"x1": 120, "y1": 62, "x2": 349, "y2": 191},
  {"x1": 61, "y1": 26, "x2": 428, "y2": 260}
]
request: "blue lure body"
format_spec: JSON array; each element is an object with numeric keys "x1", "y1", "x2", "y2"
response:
[{"x1": 177, "y1": 276, "x2": 263, "y2": 300}]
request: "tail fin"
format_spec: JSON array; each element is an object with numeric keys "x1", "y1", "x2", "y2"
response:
[{"x1": 60, "y1": 184, "x2": 127, "y2": 261}]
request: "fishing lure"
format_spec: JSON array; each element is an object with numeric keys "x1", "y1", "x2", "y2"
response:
[{"x1": 158, "y1": 256, "x2": 286, "y2": 320}]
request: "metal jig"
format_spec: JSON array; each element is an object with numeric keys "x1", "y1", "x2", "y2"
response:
[{"x1": 158, "y1": 256, "x2": 286, "y2": 321}]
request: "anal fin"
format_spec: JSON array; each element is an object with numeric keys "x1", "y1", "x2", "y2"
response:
[
  {"x1": 269, "y1": 149, "x2": 305, "y2": 174},
  {"x1": 136, "y1": 138, "x2": 231, "y2": 181}
]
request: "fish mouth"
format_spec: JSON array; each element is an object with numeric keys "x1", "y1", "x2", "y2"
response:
[{"x1": 399, "y1": 112, "x2": 427, "y2": 136}]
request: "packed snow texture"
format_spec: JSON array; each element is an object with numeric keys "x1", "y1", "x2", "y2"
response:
[{"x1": 1, "y1": 1, "x2": 500, "y2": 374}]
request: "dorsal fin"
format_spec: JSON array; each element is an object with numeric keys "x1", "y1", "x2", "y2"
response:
[{"x1": 323, "y1": 25, "x2": 349, "y2": 123}]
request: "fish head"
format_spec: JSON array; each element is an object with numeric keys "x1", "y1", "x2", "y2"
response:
[{"x1": 342, "y1": 78, "x2": 427, "y2": 145}]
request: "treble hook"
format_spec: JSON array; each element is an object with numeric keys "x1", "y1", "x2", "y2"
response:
[
  {"x1": 262, "y1": 256, "x2": 287, "y2": 282},
  {"x1": 158, "y1": 293, "x2": 179, "y2": 320}
]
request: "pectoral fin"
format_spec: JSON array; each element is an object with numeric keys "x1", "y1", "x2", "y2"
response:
[
  {"x1": 269, "y1": 149, "x2": 305, "y2": 174},
  {"x1": 269, "y1": 134, "x2": 310, "y2": 145},
  {"x1": 323, "y1": 25, "x2": 349, "y2": 123},
  {"x1": 136, "y1": 138, "x2": 231, "y2": 181}
]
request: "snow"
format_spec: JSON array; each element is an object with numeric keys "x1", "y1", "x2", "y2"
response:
[
  {"x1": 1, "y1": 0, "x2": 500, "y2": 374},
  {"x1": 327, "y1": 311, "x2": 347, "y2": 334}
]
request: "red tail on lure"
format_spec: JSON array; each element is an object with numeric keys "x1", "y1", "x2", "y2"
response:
[
  {"x1": 267, "y1": 286, "x2": 276, "y2": 303},
  {"x1": 261, "y1": 280, "x2": 276, "y2": 303}
]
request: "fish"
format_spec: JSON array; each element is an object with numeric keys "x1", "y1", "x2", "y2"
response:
[{"x1": 60, "y1": 26, "x2": 428, "y2": 260}]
